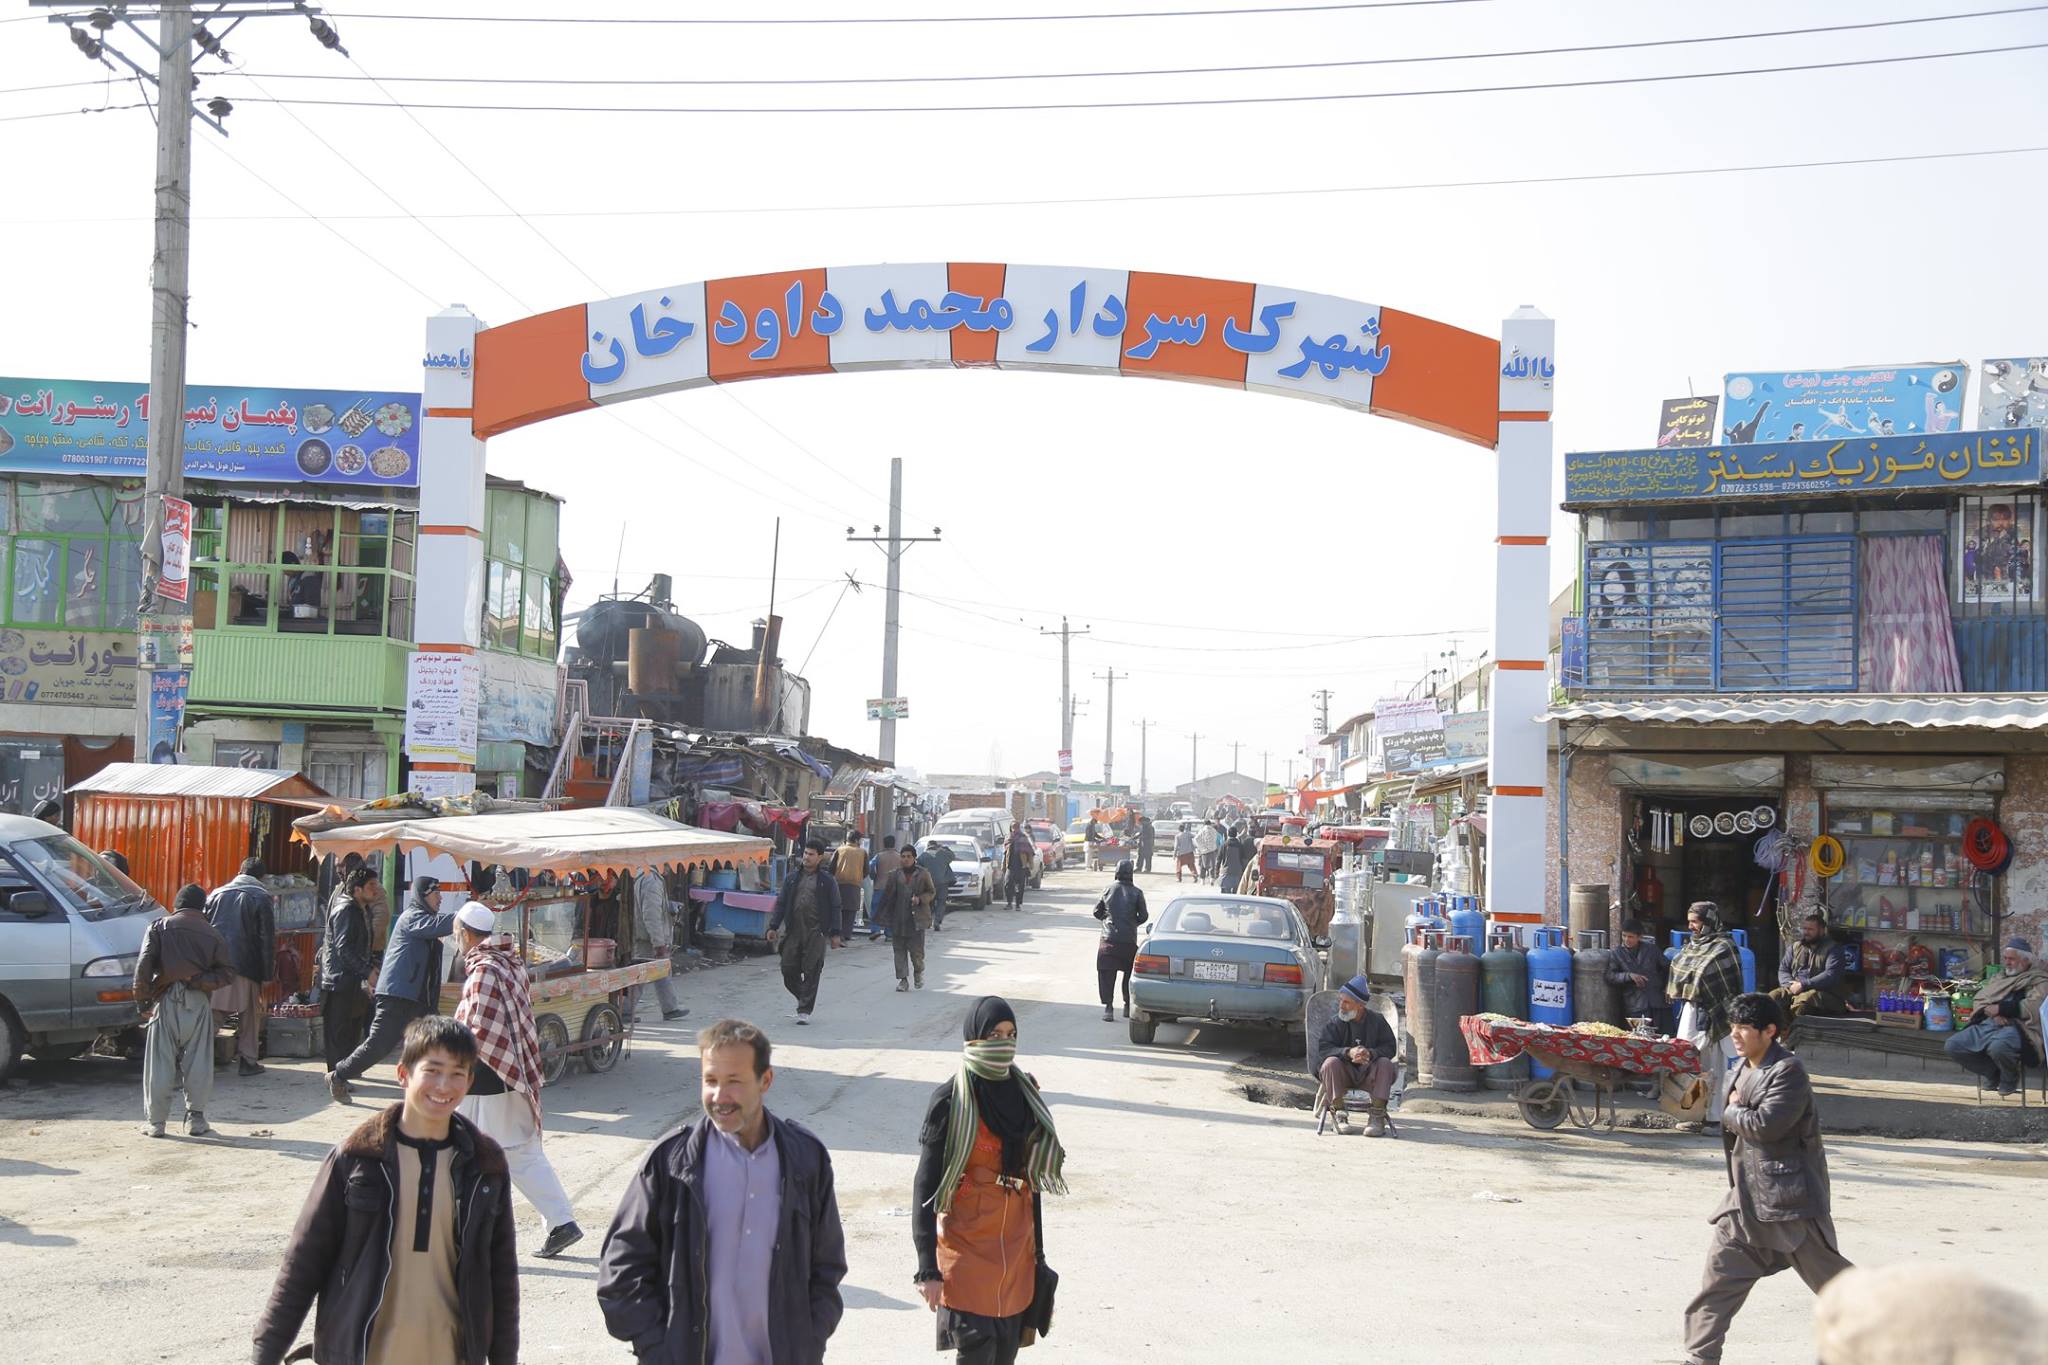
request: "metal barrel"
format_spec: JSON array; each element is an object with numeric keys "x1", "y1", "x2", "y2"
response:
[
  {"x1": 1568, "y1": 883, "x2": 1610, "y2": 938},
  {"x1": 1478, "y1": 926, "x2": 1530, "y2": 1088},
  {"x1": 1572, "y1": 928, "x2": 1625, "y2": 1028},
  {"x1": 1407, "y1": 928, "x2": 1444, "y2": 1086}
]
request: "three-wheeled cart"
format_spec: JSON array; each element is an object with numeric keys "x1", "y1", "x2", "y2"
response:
[
  {"x1": 298, "y1": 803, "x2": 771, "y2": 1083},
  {"x1": 1459, "y1": 1015, "x2": 1702, "y2": 1132}
]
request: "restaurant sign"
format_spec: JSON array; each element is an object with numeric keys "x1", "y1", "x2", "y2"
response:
[
  {"x1": 0, "y1": 628, "x2": 137, "y2": 707},
  {"x1": 1563, "y1": 430, "x2": 2038, "y2": 507},
  {"x1": 0, "y1": 377, "x2": 421, "y2": 487}
]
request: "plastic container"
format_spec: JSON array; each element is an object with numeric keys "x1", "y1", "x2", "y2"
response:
[
  {"x1": 1527, "y1": 926, "x2": 1574, "y2": 1079},
  {"x1": 1729, "y1": 929, "x2": 1758, "y2": 994},
  {"x1": 1478, "y1": 928, "x2": 1530, "y2": 1089},
  {"x1": 1925, "y1": 993, "x2": 1953, "y2": 1032},
  {"x1": 705, "y1": 868, "x2": 741, "y2": 891}
]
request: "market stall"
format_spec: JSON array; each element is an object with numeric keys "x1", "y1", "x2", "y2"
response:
[
  {"x1": 1461, "y1": 1014, "x2": 1702, "y2": 1132},
  {"x1": 298, "y1": 804, "x2": 771, "y2": 1081}
]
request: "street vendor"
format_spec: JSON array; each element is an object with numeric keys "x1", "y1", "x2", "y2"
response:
[
  {"x1": 1609, "y1": 918, "x2": 1670, "y2": 1032},
  {"x1": 1313, "y1": 976, "x2": 1397, "y2": 1138},
  {"x1": 1669, "y1": 901, "x2": 1745, "y2": 1132},
  {"x1": 1943, "y1": 937, "x2": 2048, "y2": 1097},
  {"x1": 1769, "y1": 913, "x2": 1850, "y2": 1028}
]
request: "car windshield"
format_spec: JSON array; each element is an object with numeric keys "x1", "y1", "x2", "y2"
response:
[
  {"x1": 932, "y1": 838, "x2": 982, "y2": 859},
  {"x1": 1159, "y1": 898, "x2": 1298, "y2": 941},
  {"x1": 14, "y1": 834, "x2": 153, "y2": 920}
]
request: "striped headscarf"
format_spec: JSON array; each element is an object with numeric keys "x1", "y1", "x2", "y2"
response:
[{"x1": 931, "y1": 999, "x2": 1067, "y2": 1213}]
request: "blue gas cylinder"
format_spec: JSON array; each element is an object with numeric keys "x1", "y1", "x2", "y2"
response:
[
  {"x1": 1665, "y1": 930, "x2": 1691, "y2": 967},
  {"x1": 1730, "y1": 929, "x2": 1757, "y2": 994},
  {"x1": 1448, "y1": 898, "x2": 1487, "y2": 959},
  {"x1": 1526, "y1": 926, "x2": 1574, "y2": 1079}
]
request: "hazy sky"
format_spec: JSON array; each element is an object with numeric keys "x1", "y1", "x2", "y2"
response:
[{"x1": 4, "y1": 0, "x2": 2045, "y2": 786}]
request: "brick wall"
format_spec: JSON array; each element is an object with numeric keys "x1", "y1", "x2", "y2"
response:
[
  {"x1": 1547, "y1": 749, "x2": 1622, "y2": 929},
  {"x1": 1997, "y1": 753, "x2": 2048, "y2": 951}
]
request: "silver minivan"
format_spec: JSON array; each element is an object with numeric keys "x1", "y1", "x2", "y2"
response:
[
  {"x1": 0, "y1": 814, "x2": 163, "y2": 1078},
  {"x1": 932, "y1": 807, "x2": 1018, "y2": 887}
]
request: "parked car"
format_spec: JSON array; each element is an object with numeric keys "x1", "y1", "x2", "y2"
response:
[
  {"x1": 934, "y1": 808, "x2": 1016, "y2": 887},
  {"x1": 927, "y1": 835, "x2": 996, "y2": 909},
  {"x1": 1064, "y1": 818, "x2": 1091, "y2": 862},
  {"x1": 1127, "y1": 893, "x2": 1326, "y2": 1046},
  {"x1": 0, "y1": 815, "x2": 163, "y2": 1079},
  {"x1": 1025, "y1": 819, "x2": 1065, "y2": 872}
]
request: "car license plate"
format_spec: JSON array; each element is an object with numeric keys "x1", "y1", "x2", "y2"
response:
[{"x1": 1189, "y1": 960, "x2": 1239, "y2": 983}]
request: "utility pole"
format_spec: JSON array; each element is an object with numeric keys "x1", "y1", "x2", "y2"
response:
[
  {"x1": 1133, "y1": 718, "x2": 1153, "y2": 799},
  {"x1": 1190, "y1": 732, "x2": 1202, "y2": 790},
  {"x1": 1262, "y1": 749, "x2": 1270, "y2": 785},
  {"x1": 1092, "y1": 668, "x2": 1124, "y2": 789},
  {"x1": 847, "y1": 457, "x2": 941, "y2": 767},
  {"x1": 1039, "y1": 616, "x2": 1090, "y2": 816},
  {"x1": 1312, "y1": 688, "x2": 1333, "y2": 735},
  {"x1": 1230, "y1": 739, "x2": 1241, "y2": 776}
]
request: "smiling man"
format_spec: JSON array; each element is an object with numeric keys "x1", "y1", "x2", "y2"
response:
[{"x1": 599, "y1": 1018, "x2": 847, "y2": 1365}]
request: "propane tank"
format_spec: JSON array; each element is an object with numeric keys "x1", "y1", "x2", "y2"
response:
[
  {"x1": 1432, "y1": 933, "x2": 1481, "y2": 1092},
  {"x1": 1665, "y1": 929, "x2": 1691, "y2": 969},
  {"x1": 1478, "y1": 927, "x2": 1530, "y2": 1089},
  {"x1": 1526, "y1": 926, "x2": 1574, "y2": 1080},
  {"x1": 1729, "y1": 928, "x2": 1758, "y2": 994},
  {"x1": 1572, "y1": 929, "x2": 1624, "y2": 1028},
  {"x1": 1406, "y1": 929, "x2": 1444, "y2": 1086},
  {"x1": 1448, "y1": 897, "x2": 1487, "y2": 960}
]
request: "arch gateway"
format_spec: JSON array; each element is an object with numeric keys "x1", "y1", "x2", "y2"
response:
[{"x1": 411, "y1": 264, "x2": 1555, "y2": 916}]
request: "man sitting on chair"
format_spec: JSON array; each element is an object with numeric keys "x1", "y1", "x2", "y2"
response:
[
  {"x1": 1313, "y1": 975, "x2": 1397, "y2": 1138},
  {"x1": 1945, "y1": 938, "x2": 2048, "y2": 1098},
  {"x1": 1768, "y1": 912, "x2": 1850, "y2": 1030}
]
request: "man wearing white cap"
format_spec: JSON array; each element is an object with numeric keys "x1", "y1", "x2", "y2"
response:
[{"x1": 451, "y1": 899, "x2": 584, "y2": 1258}]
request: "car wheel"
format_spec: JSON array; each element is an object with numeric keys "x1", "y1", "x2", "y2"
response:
[
  {"x1": 1129, "y1": 1011, "x2": 1158, "y2": 1045},
  {"x1": 978, "y1": 882, "x2": 991, "y2": 909},
  {"x1": 0, "y1": 1002, "x2": 24, "y2": 1083}
]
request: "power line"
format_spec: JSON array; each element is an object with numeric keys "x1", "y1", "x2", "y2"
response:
[
  {"x1": 0, "y1": 101, "x2": 148, "y2": 122},
  {"x1": 217, "y1": 43, "x2": 2048, "y2": 115},
  {"x1": 161, "y1": 7, "x2": 2048, "y2": 90},
  {"x1": 320, "y1": 1, "x2": 1503, "y2": 26},
  {"x1": 12, "y1": 144, "x2": 2043, "y2": 221}
]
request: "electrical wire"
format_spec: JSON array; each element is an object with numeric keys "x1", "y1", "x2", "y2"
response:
[
  {"x1": 198, "y1": 7, "x2": 2048, "y2": 89},
  {"x1": 0, "y1": 101, "x2": 148, "y2": 122},
  {"x1": 222, "y1": 42, "x2": 2048, "y2": 115},
  {"x1": 321, "y1": 1, "x2": 1504, "y2": 26}
]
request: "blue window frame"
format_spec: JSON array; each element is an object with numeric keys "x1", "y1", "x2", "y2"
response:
[{"x1": 1582, "y1": 536, "x2": 1858, "y2": 692}]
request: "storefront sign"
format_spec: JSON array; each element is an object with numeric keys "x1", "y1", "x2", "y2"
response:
[
  {"x1": 1384, "y1": 726, "x2": 1447, "y2": 775},
  {"x1": 404, "y1": 650, "x2": 480, "y2": 765},
  {"x1": 866, "y1": 697, "x2": 909, "y2": 720},
  {"x1": 1372, "y1": 697, "x2": 1442, "y2": 737},
  {"x1": 1977, "y1": 357, "x2": 2048, "y2": 430},
  {"x1": 0, "y1": 377, "x2": 422, "y2": 487},
  {"x1": 1563, "y1": 430, "x2": 2038, "y2": 506},
  {"x1": 0, "y1": 628, "x2": 137, "y2": 706},
  {"x1": 158, "y1": 495, "x2": 193, "y2": 603},
  {"x1": 1656, "y1": 395, "x2": 1718, "y2": 448},
  {"x1": 1721, "y1": 364, "x2": 1965, "y2": 445},
  {"x1": 146, "y1": 668, "x2": 188, "y2": 763},
  {"x1": 1443, "y1": 712, "x2": 1489, "y2": 764},
  {"x1": 0, "y1": 738, "x2": 64, "y2": 816}
]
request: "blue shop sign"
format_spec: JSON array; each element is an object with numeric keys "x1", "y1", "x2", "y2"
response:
[
  {"x1": 0, "y1": 377, "x2": 420, "y2": 487},
  {"x1": 1564, "y1": 430, "x2": 2039, "y2": 507}
]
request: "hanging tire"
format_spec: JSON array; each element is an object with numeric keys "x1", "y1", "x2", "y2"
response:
[
  {"x1": 1129, "y1": 1011, "x2": 1158, "y2": 1045},
  {"x1": 537, "y1": 1013, "x2": 571, "y2": 1087},
  {"x1": 581, "y1": 1003, "x2": 624, "y2": 1074}
]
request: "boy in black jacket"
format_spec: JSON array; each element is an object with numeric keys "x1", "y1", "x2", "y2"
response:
[{"x1": 254, "y1": 1016, "x2": 517, "y2": 1365}]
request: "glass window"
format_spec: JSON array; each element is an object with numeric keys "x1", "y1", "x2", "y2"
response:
[
  {"x1": 1719, "y1": 513, "x2": 1786, "y2": 537},
  {"x1": 0, "y1": 483, "x2": 12, "y2": 533},
  {"x1": 1587, "y1": 513, "x2": 1647, "y2": 541},
  {"x1": 485, "y1": 561, "x2": 521, "y2": 650},
  {"x1": 1793, "y1": 511, "x2": 1854, "y2": 535},
  {"x1": 489, "y1": 492, "x2": 525, "y2": 563},
  {"x1": 63, "y1": 540, "x2": 105, "y2": 627},
  {"x1": 1159, "y1": 898, "x2": 1300, "y2": 940},
  {"x1": 391, "y1": 512, "x2": 416, "y2": 576},
  {"x1": 1860, "y1": 508, "x2": 1946, "y2": 533},
  {"x1": 387, "y1": 574, "x2": 415, "y2": 643},
  {"x1": 522, "y1": 570, "x2": 549, "y2": 657},
  {"x1": 526, "y1": 497, "x2": 558, "y2": 571},
  {"x1": 1662, "y1": 516, "x2": 1716, "y2": 540},
  {"x1": 10, "y1": 538, "x2": 62, "y2": 624},
  {"x1": 16, "y1": 480, "x2": 110, "y2": 534},
  {"x1": 104, "y1": 537, "x2": 141, "y2": 631}
]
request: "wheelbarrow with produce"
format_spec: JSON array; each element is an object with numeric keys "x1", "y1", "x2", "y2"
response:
[{"x1": 1458, "y1": 1014, "x2": 1702, "y2": 1132}]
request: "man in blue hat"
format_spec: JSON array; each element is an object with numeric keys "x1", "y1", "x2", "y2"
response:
[{"x1": 1313, "y1": 976, "x2": 1398, "y2": 1137}]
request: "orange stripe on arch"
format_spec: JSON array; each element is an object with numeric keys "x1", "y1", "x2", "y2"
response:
[
  {"x1": 1370, "y1": 309, "x2": 1499, "y2": 447},
  {"x1": 1497, "y1": 659, "x2": 1546, "y2": 670},
  {"x1": 473, "y1": 304, "x2": 595, "y2": 439},
  {"x1": 1497, "y1": 535, "x2": 1548, "y2": 546},
  {"x1": 949, "y1": 262, "x2": 1006, "y2": 367},
  {"x1": 1492, "y1": 785, "x2": 1545, "y2": 798}
]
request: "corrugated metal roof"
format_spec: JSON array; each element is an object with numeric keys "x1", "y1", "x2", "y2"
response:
[
  {"x1": 67, "y1": 762, "x2": 327, "y2": 799},
  {"x1": 1549, "y1": 694, "x2": 2048, "y2": 731}
]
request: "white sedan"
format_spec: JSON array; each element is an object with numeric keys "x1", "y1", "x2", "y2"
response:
[{"x1": 928, "y1": 835, "x2": 996, "y2": 909}]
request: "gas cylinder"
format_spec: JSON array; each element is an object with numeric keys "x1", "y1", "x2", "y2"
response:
[
  {"x1": 1407, "y1": 929, "x2": 1444, "y2": 1086},
  {"x1": 1572, "y1": 929, "x2": 1624, "y2": 1028},
  {"x1": 1432, "y1": 934, "x2": 1481, "y2": 1092},
  {"x1": 1665, "y1": 930, "x2": 1691, "y2": 968},
  {"x1": 1448, "y1": 897, "x2": 1487, "y2": 960},
  {"x1": 1730, "y1": 928, "x2": 1758, "y2": 993},
  {"x1": 1526, "y1": 926, "x2": 1574, "y2": 1080},
  {"x1": 1405, "y1": 896, "x2": 1447, "y2": 943},
  {"x1": 1478, "y1": 927, "x2": 1530, "y2": 1089}
]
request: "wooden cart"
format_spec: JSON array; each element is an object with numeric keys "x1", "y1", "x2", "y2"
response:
[{"x1": 1459, "y1": 1015, "x2": 1702, "y2": 1132}]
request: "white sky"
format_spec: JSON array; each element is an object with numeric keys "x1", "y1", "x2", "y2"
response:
[{"x1": 3, "y1": 0, "x2": 2045, "y2": 785}]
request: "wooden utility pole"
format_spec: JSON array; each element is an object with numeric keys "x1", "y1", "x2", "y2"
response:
[{"x1": 1092, "y1": 668, "x2": 1124, "y2": 788}]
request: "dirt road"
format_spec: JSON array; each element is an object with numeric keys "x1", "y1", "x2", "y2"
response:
[{"x1": 3, "y1": 865, "x2": 2042, "y2": 1362}]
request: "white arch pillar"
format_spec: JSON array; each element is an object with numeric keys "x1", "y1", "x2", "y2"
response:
[{"x1": 1487, "y1": 305, "x2": 1555, "y2": 924}]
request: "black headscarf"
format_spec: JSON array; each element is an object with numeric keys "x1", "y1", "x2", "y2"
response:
[
  {"x1": 410, "y1": 874, "x2": 441, "y2": 905},
  {"x1": 962, "y1": 995, "x2": 1035, "y2": 1177},
  {"x1": 1115, "y1": 859, "x2": 1134, "y2": 883}
]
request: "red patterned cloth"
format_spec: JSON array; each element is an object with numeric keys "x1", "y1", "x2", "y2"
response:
[
  {"x1": 456, "y1": 937, "x2": 547, "y2": 1126},
  {"x1": 1459, "y1": 1015, "x2": 1702, "y2": 1075}
]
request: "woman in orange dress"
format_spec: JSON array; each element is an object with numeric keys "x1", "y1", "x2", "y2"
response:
[{"x1": 911, "y1": 996, "x2": 1066, "y2": 1364}]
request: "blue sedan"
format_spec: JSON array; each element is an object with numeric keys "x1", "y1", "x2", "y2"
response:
[{"x1": 1128, "y1": 894, "x2": 1326, "y2": 1046}]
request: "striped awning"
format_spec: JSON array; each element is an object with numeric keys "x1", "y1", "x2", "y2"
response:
[{"x1": 1549, "y1": 694, "x2": 2048, "y2": 731}]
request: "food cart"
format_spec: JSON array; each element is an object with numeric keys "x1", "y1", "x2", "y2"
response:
[
  {"x1": 1248, "y1": 835, "x2": 1343, "y2": 936},
  {"x1": 1459, "y1": 1014, "x2": 1703, "y2": 1132},
  {"x1": 298, "y1": 804, "x2": 771, "y2": 1083}
]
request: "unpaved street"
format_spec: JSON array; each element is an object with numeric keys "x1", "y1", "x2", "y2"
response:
[{"x1": 4, "y1": 865, "x2": 2044, "y2": 1363}]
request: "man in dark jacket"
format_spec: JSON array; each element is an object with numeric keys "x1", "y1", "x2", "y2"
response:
[
  {"x1": 1136, "y1": 815, "x2": 1156, "y2": 874},
  {"x1": 1770, "y1": 912, "x2": 1851, "y2": 1028},
  {"x1": 599, "y1": 1018, "x2": 846, "y2": 1365},
  {"x1": 877, "y1": 844, "x2": 937, "y2": 992},
  {"x1": 1219, "y1": 826, "x2": 1254, "y2": 893},
  {"x1": 1681, "y1": 992, "x2": 1850, "y2": 1364},
  {"x1": 321, "y1": 867, "x2": 378, "y2": 1070},
  {"x1": 330, "y1": 874, "x2": 457, "y2": 1102},
  {"x1": 1094, "y1": 859, "x2": 1149, "y2": 1020},
  {"x1": 1004, "y1": 824, "x2": 1033, "y2": 909},
  {"x1": 255, "y1": 1016, "x2": 517, "y2": 1365},
  {"x1": 1313, "y1": 975, "x2": 1399, "y2": 1136},
  {"x1": 1608, "y1": 918, "x2": 1670, "y2": 1031},
  {"x1": 918, "y1": 837, "x2": 957, "y2": 933},
  {"x1": 205, "y1": 856, "x2": 276, "y2": 1077},
  {"x1": 135, "y1": 883, "x2": 237, "y2": 1137},
  {"x1": 766, "y1": 840, "x2": 841, "y2": 1027}
]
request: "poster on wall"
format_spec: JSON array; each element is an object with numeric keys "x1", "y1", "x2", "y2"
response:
[
  {"x1": 1976, "y1": 358, "x2": 2048, "y2": 431},
  {"x1": 404, "y1": 650, "x2": 480, "y2": 765},
  {"x1": 1371, "y1": 697, "x2": 1441, "y2": 736},
  {"x1": 1956, "y1": 495, "x2": 2042, "y2": 606},
  {"x1": 146, "y1": 668, "x2": 188, "y2": 764},
  {"x1": 1656, "y1": 396, "x2": 1719, "y2": 447},
  {"x1": 1720, "y1": 364, "x2": 1966, "y2": 445},
  {"x1": 158, "y1": 495, "x2": 193, "y2": 603},
  {"x1": 1443, "y1": 712, "x2": 1489, "y2": 764}
]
